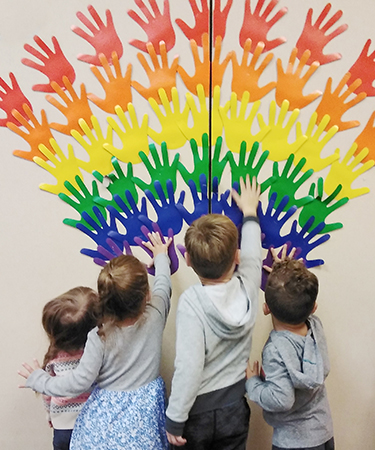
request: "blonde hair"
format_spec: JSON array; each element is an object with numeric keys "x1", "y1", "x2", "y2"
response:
[{"x1": 185, "y1": 214, "x2": 238, "y2": 279}]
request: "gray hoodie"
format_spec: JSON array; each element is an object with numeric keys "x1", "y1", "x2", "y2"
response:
[
  {"x1": 246, "y1": 315, "x2": 333, "y2": 448},
  {"x1": 166, "y1": 219, "x2": 262, "y2": 435}
]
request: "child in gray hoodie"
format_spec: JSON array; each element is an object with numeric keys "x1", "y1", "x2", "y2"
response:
[{"x1": 246, "y1": 247, "x2": 334, "y2": 450}]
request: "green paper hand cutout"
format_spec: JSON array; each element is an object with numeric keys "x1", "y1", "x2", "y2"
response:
[
  {"x1": 105, "y1": 104, "x2": 149, "y2": 164},
  {"x1": 298, "y1": 177, "x2": 349, "y2": 233}
]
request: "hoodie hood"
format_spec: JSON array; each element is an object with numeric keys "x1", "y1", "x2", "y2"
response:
[{"x1": 270, "y1": 316, "x2": 328, "y2": 390}]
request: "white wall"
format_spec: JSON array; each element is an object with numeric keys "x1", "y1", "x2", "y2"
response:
[{"x1": 1, "y1": 1, "x2": 375, "y2": 449}]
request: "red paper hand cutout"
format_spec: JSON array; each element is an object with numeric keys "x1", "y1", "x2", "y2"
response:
[
  {"x1": 128, "y1": 0, "x2": 175, "y2": 53},
  {"x1": 0, "y1": 73, "x2": 32, "y2": 127},
  {"x1": 72, "y1": 5, "x2": 123, "y2": 65},
  {"x1": 88, "y1": 52, "x2": 132, "y2": 114},
  {"x1": 131, "y1": 41, "x2": 178, "y2": 104},
  {"x1": 295, "y1": 3, "x2": 348, "y2": 66},
  {"x1": 8, "y1": 104, "x2": 54, "y2": 162},
  {"x1": 22, "y1": 36, "x2": 76, "y2": 93},
  {"x1": 315, "y1": 73, "x2": 367, "y2": 131},
  {"x1": 354, "y1": 110, "x2": 375, "y2": 163},
  {"x1": 347, "y1": 39, "x2": 375, "y2": 97},
  {"x1": 239, "y1": 0, "x2": 288, "y2": 53},
  {"x1": 175, "y1": 0, "x2": 233, "y2": 46},
  {"x1": 46, "y1": 77, "x2": 94, "y2": 135}
]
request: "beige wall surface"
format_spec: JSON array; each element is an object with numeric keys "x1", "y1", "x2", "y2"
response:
[{"x1": 1, "y1": 0, "x2": 374, "y2": 449}]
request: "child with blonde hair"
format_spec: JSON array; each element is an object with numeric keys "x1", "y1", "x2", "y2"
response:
[{"x1": 19, "y1": 231, "x2": 172, "y2": 450}]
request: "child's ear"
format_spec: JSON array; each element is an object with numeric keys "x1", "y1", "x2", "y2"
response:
[
  {"x1": 234, "y1": 249, "x2": 241, "y2": 265},
  {"x1": 312, "y1": 302, "x2": 318, "y2": 314},
  {"x1": 185, "y1": 252, "x2": 191, "y2": 267},
  {"x1": 263, "y1": 303, "x2": 271, "y2": 316}
]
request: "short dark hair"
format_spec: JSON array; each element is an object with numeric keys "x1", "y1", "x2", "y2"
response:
[
  {"x1": 265, "y1": 259, "x2": 318, "y2": 325},
  {"x1": 185, "y1": 214, "x2": 238, "y2": 279}
]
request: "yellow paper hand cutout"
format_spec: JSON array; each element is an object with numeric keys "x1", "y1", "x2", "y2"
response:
[
  {"x1": 148, "y1": 87, "x2": 188, "y2": 149},
  {"x1": 257, "y1": 100, "x2": 307, "y2": 161},
  {"x1": 46, "y1": 76, "x2": 94, "y2": 135},
  {"x1": 33, "y1": 138, "x2": 83, "y2": 195},
  {"x1": 293, "y1": 113, "x2": 339, "y2": 172},
  {"x1": 275, "y1": 48, "x2": 322, "y2": 110},
  {"x1": 324, "y1": 144, "x2": 374, "y2": 199},
  {"x1": 131, "y1": 41, "x2": 179, "y2": 104},
  {"x1": 231, "y1": 39, "x2": 275, "y2": 102},
  {"x1": 354, "y1": 110, "x2": 375, "y2": 163},
  {"x1": 71, "y1": 115, "x2": 114, "y2": 175},
  {"x1": 219, "y1": 91, "x2": 270, "y2": 153},
  {"x1": 104, "y1": 104, "x2": 149, "y2": 164},
  {"x1": 88, "y1": 51, "x2": 132, "y2": 114}
]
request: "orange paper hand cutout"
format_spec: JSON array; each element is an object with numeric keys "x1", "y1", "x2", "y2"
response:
[
  {"x1": 231, "y1": 39, "x2": 275, "y2": 102},
  {"x1": 324, "y1": 144, "x2": 374, "y2": 200},
  {"x1": 88, "y1": 52, "x2": 132, "y2": 114},
  {"x1": 315, "y1": 73, "x2": 367, "y2": 131},
  {"x1": 8, "y1": 104, "x2": 55, "y2": 162},
  {"x1": 46, "y1": 77, "x2": 94, "y2": 135},
  {"x1": 275, "y1": 48, "x2": 322, "y2": 110},
  {"x1": 131, "y1": 41, "x2": 178, "y2": 104},
  {"x1": 212, "y1": 35, "x2": 233, "y2": 90},
  {"x1": 354, "y1": 110, "x2": 375, "y2": 163}
]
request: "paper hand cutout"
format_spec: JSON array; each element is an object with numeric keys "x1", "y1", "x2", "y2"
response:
[
  {"x1": 22, "y1": 36, "x2": 75, "y2": 93},
  {"x1": 33, "y1": 139, "x2": 83, "y2": 195},
  {"x1": 128, "y1": 0, "x2": 176, "y2": 53},
  {"x1": 105, "y1": 104, "x2": 149, "y2": 164},
  {"x1": 0, "y1": 73, "x2": 32, "y2": 127},
  {"x1": 239, "y1": 0, "x2": 288, "y2": 52},
  {"x1": 93, "y1": 237, "x2": 132, "y2": 267},
  {"x1": 276, "y1": 48, "x2": 322, "y2": 110},
  {"x1": 295, "y1": 3, "x2": 348, "y2": 66},
  {"x1": 220, "y1": 92, "x2": 270, "y2": 152},
  {"x1": 145, "y1": 180, "x2": 184, "y2": 236},
  {"x1": 93, "y1": 157, "x2": 138, "y2": 211},
  {"x1": 46, "y1": 77, "x2": 94, "y2": 135},
  {"x1": 283, "y1": 217, "x2": 330, "y2": 268},
  {"x1": 293, "y1": 112, "x2": 339, "y2": 172},
  {"x1": 132, "y1": 41, "x2": 178, "y2": 103},
  {"x1": 315, "y1": 73, "x2": 367, "y2": 131},
  {"x1": 354, "y1": 111, "x2": 375, "y2": 163},
  {"x1": 268, "y1": 153, "x2": 314, "y2": 211},
  {"x1": 88, "y1": 52, "x2": 132, "y2": 114},
  {"x1": 226, "y1": 141, "x2": 270, "y2": 193},
  {"x1": 8, "y1": 105, "x2": 55, "y2": 162},
  {"x1": 132, "y1": 142, "x2": 179, "y2": 198},
  {"x1": 298, "y1": 177, "x2": 348, "y2": 233},
  {"x1": 324, "y1": 144, "x2": 374, "y2": 200},
  {"x1": 71, "y1": 116, "x2": 114, "y2": 175},
  {"x1": 58, "y1": 175, "x2": 107, "y2": 228},
  {"x1": 257, "y1": 100, "x2": 307, "y2": 161},
  {"x1": 231, "y1": 39, "x2": 275, "y2": 102},
  {"x1": 72, "y1": 5, "x2": 123, "y2": 65},
  {"x1": 258, "y1": 192, "x2": 298, "y2": 249},
  {"x1": 347, "y1": 39, "x2": 375, "y2": 97},
  {"x1": 176, "y1": 174, "x2": 210, "y2": 225},
  {"x1": 148, "y1": 88, "x2": 188, "y2": 149},
  {"x1": 220, "y1": 182, "x2": 243, "y2": 227},
  {"x1": 175, "y1": 0, "x2": 233, "y2": 45}
]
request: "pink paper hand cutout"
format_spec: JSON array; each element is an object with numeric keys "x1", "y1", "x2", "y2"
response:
[
  {"x1": 8, "y1": 104, "x2": 55, "y2": 162},
  {"x1": 231, "y1": 39, "x2": 275, "y2": 102},
  {"x1": 239, "y1": 0, "x2": 288, "y2": 53},
  {"x1": 315, "y1": 73, "x2": 367, "y2": 131},
  {"x1": 88, "y1": 52, "x2": 132, "y2": 114},
  {"x1": 275, "y1": 48, "x2": 322, "y2": 110},
  {"x1": 128, "y1": 0, "x2": 175, "y2": 53},
  {"x1": 175, "y1": 0, "x2": 233, "y2": 46},
  {"x1": 347, "y1": 39, "x2": 375, "y2": 97},
  {"x1": 46, "y1": 77, "x2": 94, "y2": 135},
  {"x1": 72, "y1": 5, "x2": 123, "y2": 65},
  {"x1": 295, "y1": 3, "x2": 348, "y2": 66},
  {"x1": 0, "y1": 73, "x2": 32, "y2": 127},
  {"x1": 354, "y1": 110, "x2": 375, "y2": 163},
  {"x1": 22, "y1": 36, "x2": 76, "y2": 93},
  {"x1": 131, "y1": 41, "x2": 178, "y2": 104}
]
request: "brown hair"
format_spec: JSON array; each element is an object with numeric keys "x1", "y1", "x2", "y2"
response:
[
  {"x1": 97, "y1": 254, "x2": 149, "y2": 336},
  {"x1": 42, "y1": 286, "x2": 99, "y2": 368},
  {"x1": 265, "y1": 259, "x2": 318, "y2": 325},
  {"x1": 185, "y1": 214, "x2": 238, "y2": 279}
]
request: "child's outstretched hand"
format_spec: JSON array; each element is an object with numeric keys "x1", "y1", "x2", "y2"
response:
[
  {"x1": 263, "y1": 243, "x2": 298, "y2": 272},
  {"x1": 246, "y1": 360, "x2": 260, "y2": 379},
  {"x1": 142, "y1": 231, "x2": 172, "y2": 258},
  {"x1": 18, "y1": 359, "x2": 41, "y2": 386},
  {"x1": 231, "y1": 175, "x2": 261, "y2": 217}
]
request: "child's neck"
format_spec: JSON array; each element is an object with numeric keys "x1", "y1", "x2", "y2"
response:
[
  {"x1": 272, "y1": 316, "x2": 309, "y2": 336},
  {"x1": 199, "y1": 265, "x2": 235, "y2": 286}
]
